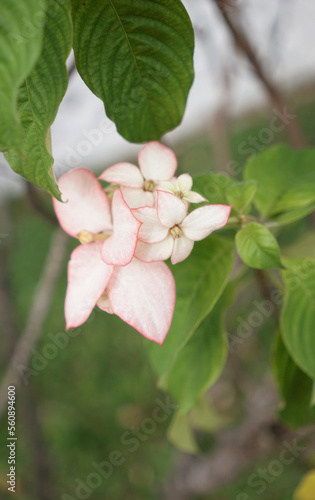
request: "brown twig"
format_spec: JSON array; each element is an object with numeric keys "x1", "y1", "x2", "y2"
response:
[
  {"x1": 212, "y1": 0, "x2": 307, "y2": 148},
  {"x1": 0, "y1": 228, "x2": 68, "y2": 417},
  {"x1": 26, "y1": 182, "x2": 58, "y2": 226}
]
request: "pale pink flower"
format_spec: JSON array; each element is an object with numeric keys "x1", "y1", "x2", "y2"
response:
[
  {"x1": 99, "y1": 141, "x2": 177, "y2": 208},
  {"x1": 53, "y1": 168, "x2": 175, "y2": 344},
  {"x1": 65, "y1": 243, "x2": 175, "y2": 344},
  {"x1": 53, "y1": 168, "x2": 141, "y2": 266},
  {"x1": 158, "y1": 173, "x2": 207, "y2": 205},
  {"x1": 134, "y1": 191, "x2": 232, "y2": 265}
]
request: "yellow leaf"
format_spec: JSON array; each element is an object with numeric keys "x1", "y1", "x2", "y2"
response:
[{"x1": 294, "y1": 470, "x2": 315, "y2": 500}]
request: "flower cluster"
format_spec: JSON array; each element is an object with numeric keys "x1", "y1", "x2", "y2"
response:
[{"x1": 53, "y1": 142, "x2": 231, "y2": 344}]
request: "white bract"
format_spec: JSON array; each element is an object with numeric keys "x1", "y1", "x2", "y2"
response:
[
  {"x1": 133, "y1": 190, "x2": 232, "y2": 265},
  {"x1": 99, "y1": 141, "x2": 178, "y2": 208}
]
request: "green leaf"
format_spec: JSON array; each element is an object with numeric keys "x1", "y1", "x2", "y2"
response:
[
  {"x1": 271, "y1": 204, "x2": 315, "y2": 226},
  {"x1": 235, "y1": 222, "x2": 283, "y2": 269},
  {"x1": 193, "y1": 173, "x2": 235, "y2": 205},
  {"x1": 71, "y1": 0, "x2": 194, "y2": 143},
  {"x1": 272, "y1": 332, "x2": 315, "y2": 428},
  {"x1": 226, "y1": 180, "x2": 257, "y2": 214},
  {"x1": 148, "y1": 236, "x2": 235, "y2": 377},
  {"x1": 167, "y1": 410, "x2": 198, "y2": 454},
  {"x1": 244, "y1": 144, "x2": 315, "y2": 217},
  {"x1": 0, "y1": 0, "x2": 46, "y2": 151},
  {"x1": 5, "y1": 0, "x2": 72, "y2": 199},
  {"x1": 281, "y1": 258, "x2": 315, "y2": 379},
  {"x1": 166, "y1": 287, "x2": 233, "y2": 412}
]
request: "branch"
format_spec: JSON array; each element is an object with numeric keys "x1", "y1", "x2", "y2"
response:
[
  {"x1": 26, "y1": 182, "x2": 59, "y2": 226},
  {"x1": 0, "y1": 228, "x2": 68, "y2": 418},
  {"x1": 212, "y1": 0, "x2": 307, "y2": 148}
]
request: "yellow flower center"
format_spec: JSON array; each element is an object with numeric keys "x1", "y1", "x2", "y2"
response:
[
  {"x1": 77, "y1": 230, "x2": 109, "y2": 244},
  {"x1": 170, "y1": 225, "x2": 183, "y2": 239},
  {"x1": 143, "y1": 180, "x2": 155, "y2": 192}
]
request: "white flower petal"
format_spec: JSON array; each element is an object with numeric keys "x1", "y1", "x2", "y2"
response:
[
  {"x1": 122, "y1": 187, "x2": 154, "y2": 209},
  {"x1": 101, "y1": 190, "x2": 141, "y2": 266},
  {"x1": 53, "y1": 168, "x2": 112, "y2": 237},
  {"x1": 157, "y1": 190, "x2": 187, "y2": 228},
  {"x1": 171, "y1": 236, "x2": 194, "y2": 264},
  {"x1": 108, "y1": 258, "x2": 176, "y2": 344},
  {"x1": 133, "y1": 207, "x2": 169, "y2": 243},
  {"x1": 138, "y1": 141, "x2": 177, "y2": 181},
  {"x1": 181, "y1": 205, "x2": 232, "y2": 241},
  {"x1": 135, "y1": 235, "x2": 174, "y2": 262},
  {"x1": 157, "y1": 180, "x2": 176, "y2": 194},
  {"x1": 184, "y1": 191, "x2": 208, "y2": 203},
  {"x1": 176, "y1": 174, "x2": 193, "y2": 193},
  {"x1": 99, "y1": 162, "x2": 143, "y2": 188},
  {"x1": 65, "y1": 243, "x2": 113, "y2": 329}
]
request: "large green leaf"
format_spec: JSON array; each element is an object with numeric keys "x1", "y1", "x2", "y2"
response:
[
  {"x1": 166, "y1": 287, "x2": 233, "y2": 412},
  {"x1": 193, "y1": 173, "x2": 235, "y2": 205},
  {"x1": 272, "y1": 332, "x2": 315, "y2": 428},
  {"x1": 226, "y1": 180, "x2": 257, "y2": 214},
  {"x1": 148, "y1": 236, "x2": 235, "y2": 377},
  {"x1": 281, "y1": 258, "x2": 315, "y2": 379},
  {"x1": 5, "y1": 0, "x2": 72, "y2": 199},
  {"x1": 235, "y1": 222, "x2": 283, "y2": 269},
  {"x1": 244, "y1": 145, "x2": 315, "y2": 217},
  {"x1": 71, "y1": 0, "x2": 194, "y2": 142},
  {"x1": 0, "y1": 0, "x2": 46, "y2": 151}
]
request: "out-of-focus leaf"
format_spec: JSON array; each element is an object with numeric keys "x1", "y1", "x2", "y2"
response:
[
  {"x1": 0, "y1": 0, "x2": 46, "y2": 151},
  {"x1": 166, "y1": 287, "x2": 233, "y2": 412},
  {"x1": 148, "y1": 237, "x2": 235, "y2": 377},
  {"x1": 244, "y1": 144, "x2": 315, "y2": 217},
  {"x1": 281, "y1": 258, "x2": 315, "y2": 379},
  {"x1": 5, "y1": 0, "x2": 72, "y2": 199},
  {"x1": 272, "y1": 332, "x2": 315, "y2": 428}
]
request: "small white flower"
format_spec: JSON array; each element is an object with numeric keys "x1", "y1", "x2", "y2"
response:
[
  {"x1": 99, "y1": 141, "x2": 177, "y2": 208},
  {"x1": 133, "y1": 190, "x2": 232, "y2": 265},
  {"x1": 158, "y1": 173, "x2": 207, "y2": 205}
]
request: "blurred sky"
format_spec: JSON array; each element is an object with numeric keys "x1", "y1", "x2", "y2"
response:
[{"x1": 1, "y1": 0, "x2": 315, "y2": 198}]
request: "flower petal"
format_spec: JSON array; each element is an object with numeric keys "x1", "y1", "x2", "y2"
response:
[
  {"x1": 108, "y1": 258, "x2": 176, "y2": 344},
  {"x1": 102, "y1": 189, "x2": 141, "y2": 266},
  {"x1": 171, "y1": 236, "x2": 194, "y2": 264},
  {"x1": 97, "y1": 292, "x2": 113, "y2": 314},
  {"x1": 122, "y1": 187, "x2": 154, "y2": 209},
  {"x1": 176, "y1": 173, "x2": 193, "y2": 193},
  {"x1": 133, "y1": 207, "x2": 169, "y2": 243},
  {"x1": 184, "y1": 191, "x2": 208, "y2": 203},
  {"x1": 138, "y1": 141, "x2": 177, "y2": 181},
  {"x1": 135, "y1": 235, "x2": 174, "y2": 262},
  {"x1": 65, "y1": 242, "x2": 113, "y2": 329},
  {"x1": 53, "y1": 168, "x2": 112, "y2": 237},
  {"x1": 156, "y1": 180, "x2": 176, "y2": 194},
  {"x1": 181, "y1": 205, "x2": 232, "y2": 241},
  {"x1": 157, "y1": 190, "x2": 187, "y2": 228},
  {"x1": 99, "y1": 162, "x2": 143, "y2": 188}
]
